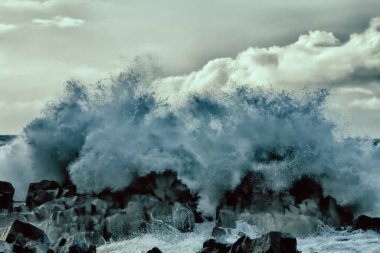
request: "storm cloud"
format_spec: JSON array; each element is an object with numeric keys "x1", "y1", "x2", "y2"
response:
[{"x1": 0, "y1": 0, "x2": 380, "y2": 136}]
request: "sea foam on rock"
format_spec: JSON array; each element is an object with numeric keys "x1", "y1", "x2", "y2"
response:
[
  {"x1": 26, "y1": 180, "x2": 62, "y2": 209},
  {"x1": 199, "y1": 232, "x2": 298, "y2": 253},
  {"x1": 214, "y1": 172, "x2": 353, "y2": 237},
  {"x1": 172, "y1": 203, "x2": 195, "y2": 232},
  {"x1": 0, "y1": 219, "x2": 50, "y2": 253},
  {"x1": 0, "y1": 168, "x2": 372, "y2": 252},
  {"x1": 0, "y1": 171, "x2": 199, "y2": 247},
  {"x1": 48, "y1": 235, "x2": 96, "y2": 253}
]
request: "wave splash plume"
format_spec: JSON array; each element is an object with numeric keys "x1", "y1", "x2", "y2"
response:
[{"x1": 0, "y1": 59, "x2": 379, "y2": 216}]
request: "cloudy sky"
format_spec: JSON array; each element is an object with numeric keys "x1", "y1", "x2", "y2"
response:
[{"x1": 1, "y1": 0, "x2": 380, "y2": 136}]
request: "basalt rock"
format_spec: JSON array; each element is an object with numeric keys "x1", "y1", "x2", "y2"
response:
[
  {"x1": 289, "y1": 176, "x2": 323, "y2": 205},
  {"x1": 211, "y1": 227, "x2": 227, "y2": 237},
  {"x1": 147, "y1": 247, "x2": 163, "y2": 253},
  {"x1": 230, "y1": 232, "x2": 297, "y2": 253},
  {"x1": 198, "y1": 239, "x2": 231, "y2": 253},
  {"x1": 215, "y1": 173, "x2": 354, "y2": 236},
  {"x1": 172, "y1": 203, "x2": 195, "y2": 232},
  {"x1": 216, "y1": 209, "x2": 237, "y2": 229},
  {"x1": 26, "y1": 180, "x2": 62, "y2": 209},
  {"x1": 0, "y1": 181, "x2": 15, "y2": 211},
  {"x1": 352, "y1": 215, "x2": 380, "y2": 232},
  {"x1": 0, "y1": 220, "x2": 50, "y2": 252},
  {"x1": 49, "y1": 235, "x2": 96, "y2": 253},
  {"x1": 199, "y1": 232, "x2": 298, "y2": 253},
  {"x1": 105, "y1": 201, "x2": 147, "y2": 240},
  {"x1": 98, "y1": 171, "x2": 199, "y2": 213},
  {"x1": 320, "y1": 196, "x2": 353, "y2": 228}
]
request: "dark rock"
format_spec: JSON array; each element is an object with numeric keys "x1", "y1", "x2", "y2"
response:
[
  {"x1": 172, "y1": 203, "x2": 195, "y2": 232},
  {"x1": 105, "y1": 201, "x2": 147, "y2": 239},
  {"x1": 0, "y1": 219, "x2": 49, "y2": 245},
  {"x1": 26, "y1": 180, "x2": 62, "y2": 209},
  {"x1": 0, "y1": 220, "x2": 50, "y2": 252},
  {"x1": 13, "y1": 204, "x2": 30, "y2": 213},
  {"x1": 216, "y1": 172, "x2": 354, "y2": 236},
  {"x1": 198, "y1": 239, "x2": 231, "y2": 253},
  {"x1": 320, "y1": 196, "x2": 353, "y2": 228},
  {"x1": 0, "y1": 212, "x2": 29, "y2": 231},
  {"x1": 218, "y1": 172, "x2": 264, "y2": 213},
  {"x1": 211, "y1": 227, "x2": 227, "y2": 237},
  {"x1": 82, "y1": 231, "x2": 106, "y2": 246},
  {"x1": 352, "y1": 215, "x2": 380, "y2": 232},
  {"x1": 230, "y1": 232, "x2": 297, "y2": 253},
  {"x1": 98, "y1": 171, "x2": 199, "y2": 212},
  {"x1": 62, "y1": 185, "x2": 77, "y2": 198},
  {"x1": 289, "y1": 176, "x2": 323, "y2": 205},
  {"x1": 48, "y1": 237, "x2": 66, "y2": 253},
  {"x1": 0, "y1": 181, "x2": 15, "y2": 211},
  {"x1": 147, "y1": 247, "x2": 163, "y2": 253},
  {"x1": 216, "y1": 209, "x2": 237, "y2": 228},
  {"x1": 49, "y1": 235, "x2": 96, "y2": 253}
]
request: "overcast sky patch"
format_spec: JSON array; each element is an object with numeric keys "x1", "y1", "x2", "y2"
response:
[
  {"x1": 0, "y1": 23, "x2": 17, "y2": 34},
  {"x1": 1, "y1": 0, "x2": 380, "y2": 136},
  {"x1": 32, "y1": 15, "x2": 84, "y2": 28}
]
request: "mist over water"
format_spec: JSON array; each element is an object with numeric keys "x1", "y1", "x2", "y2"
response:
[{"x1": 0, "y1": 59, "x2": 379, "y2": 216}]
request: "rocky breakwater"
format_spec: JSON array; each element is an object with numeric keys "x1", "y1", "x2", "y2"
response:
[
  {"x1": 213, "y1": 172, "x2": 354, "y2": 237},
  {"x1": 0, "y1": 169, "x2": 377, "y2": 252},
  {"x1": 0, "y1": 171, "x2": 199, "y2": 252}
]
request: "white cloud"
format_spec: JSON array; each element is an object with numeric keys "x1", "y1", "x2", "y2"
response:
[
  {"x1": 349, "y1": 97, "x2": 380, "y2": 110},
  {"x1": 0, "y1": 23, "x2": 17, "y2": 34},
  {"x1": 336, "y1": 87, "x2": 374, "y2": 95},
  {"x1": 0, "y1": 0, "x2": 51, "y2": 10},
  {"x1": 154, "y1": 17, "x2": 380, "y2": 104},
  {"x1": 33, "y1": 15, "x2": 84, "y2": 28},
  {"x1": 0, "y1": 0, "x2": 380, "y2": 136}
]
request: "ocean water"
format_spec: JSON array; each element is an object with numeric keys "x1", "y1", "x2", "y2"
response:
[{"x1": 98, "y1": 222, "x2": 380, "y2": 253}]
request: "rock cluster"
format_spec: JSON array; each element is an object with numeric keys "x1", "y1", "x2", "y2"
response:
[
  {"x1": 352, "y1": 215, "x2": 380, "y2": 232},
  {"x1": 0, "y1": 171, "x2": 198, "y2": 252},
  {"x1": 199, "y1": 232, "x2": 297, "y2": 253},
  {"x1": 0, "y1": 219, "x2": 50, "y2": 253},
  {"x1": 1, "y1": 169, "x2": 379, "y2": 252},
  {"x1": 214, "y1": 173, "x2": 353, "y2": 237},
  {"x1": 0, "y1": 219, "x2": 95, "y2": 253}
]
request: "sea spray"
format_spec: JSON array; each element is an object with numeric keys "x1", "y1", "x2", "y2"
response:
[{"x1": 0, "y1": 60, "x2": 379, "y2": 216}]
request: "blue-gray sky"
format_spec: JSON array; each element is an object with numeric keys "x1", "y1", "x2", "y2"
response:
[{"x1": 1, "y1": 0, "x2": 380, "y2": 136}]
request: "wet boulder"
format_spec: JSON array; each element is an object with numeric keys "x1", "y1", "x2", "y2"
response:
[
  {"x1": 211, "y1": 227, "x2": 227, "y2": 237},
  {"x1": 320, "y1": 196, "x2": 353, "y2": 228},
  {"x1": 0, "y1": 181, "x2": 15, "y2": 211},
  {"x1": 352, "y1": 215, "x2": 380, "y2": 232},
  {"x1": 102, "y1": 171, "x2": 199, "y2": 212},
  {"x1": 216, "y1": 208, "x2": 237, "y2": 229},
  {"x1": 26, "y1": 180, "x2": 62, "y2": 209},
  {"x1": 0, "y1": 219, "x2": 50, "y2": 252},
  {"x1": 62, "y1": 184, "x2": 77, "y2": 198},
  {"x1": 230, "y1": 232, "x2": 297, "y2": 253},
  {"x1": 49, "y1": 235, "x2": 96, "y2": 253},
  {"x1": 289, "y1": 176, "x2": 323, "y2": 205},
  {"x1": 216, "y1": 173, "x2": 354, "y2": 236},
  {"x1": 147, "y1": 247, "x2": 163, "y2": 253},
  {"x1": 105, "y1": 201, "x2": 146, "y2": 239},
  {"x1": 0, "y1": 212, "x2": 28, "y2": 229},
  {"x1": 198, "y1": 239, "x2": 231, "y2": 253},
  {"x1": 172, "y1": 203, "x2": 195, "y2": 232}
]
